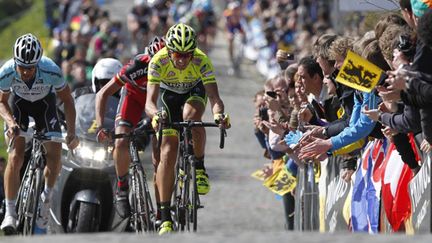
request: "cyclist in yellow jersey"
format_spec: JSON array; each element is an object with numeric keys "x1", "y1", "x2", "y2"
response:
[{"x1": 145, "y1": 23, "x2": 230, "y2": 235}]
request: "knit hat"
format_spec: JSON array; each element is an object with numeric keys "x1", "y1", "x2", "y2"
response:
[{"x1": 410, "y1": 0, "x2": 432, "y2": 17}]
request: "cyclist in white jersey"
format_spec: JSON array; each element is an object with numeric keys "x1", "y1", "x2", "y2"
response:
[{"x1": 0, "y1": 33, "x2": 79, "y2": 235}]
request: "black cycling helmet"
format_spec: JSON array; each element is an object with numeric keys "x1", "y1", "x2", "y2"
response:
[
  {"x1": 14, "y1": 33, "x2": 43, "y2": 67},
  {"x1": 147, "y1": 36, "x2": 166, "y2": 57}
]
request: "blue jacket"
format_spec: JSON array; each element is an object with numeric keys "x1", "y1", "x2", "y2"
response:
[{"x1": 330, "y1": 91, "x2": 378, "y2": 151}]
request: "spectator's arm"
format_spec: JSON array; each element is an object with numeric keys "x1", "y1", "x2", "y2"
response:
[
  {"x1": 324, "y1": 116, "x2": 350, "y2": 137},
  {"x1": 330, "y1": 92, "x2": 377, "y2": 151},
  {"x1": 400, "y1": 78, "x2": 432, "y2": 107},
  {"x1": 380, "y1": 105, "x2": 422, "y2": 133}
]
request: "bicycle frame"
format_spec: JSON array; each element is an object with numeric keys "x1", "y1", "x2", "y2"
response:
[
  {"x1": 15, "y1": 131, "x2": 65, "y2": 235},
  {"x1": 129, "y1": 135, "x2": 156, "y2": 232},
  {"x1": 112, "y1": 126, "x2": 155, "y2": 233},
  {"x1": 163, "y1": 120, "x2": 225, "y2": 232}
]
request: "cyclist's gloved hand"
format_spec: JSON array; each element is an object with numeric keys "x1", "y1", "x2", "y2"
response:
[
  {"x1": 66, "y1": 134, "x2": 80, "y2": 150},
  {"x1": 214, "y1": 113, "x2": 231, "y2": 129},
  {"x1": 151, "y1": 110, "x2": 167, "y2": 131},
  {"x1": 96, "y1": 128, "x2": 110, "y2": 143}
]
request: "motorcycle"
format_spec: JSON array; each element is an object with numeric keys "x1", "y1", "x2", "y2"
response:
[{"x1": 49, "y1": 92, "x2": 119, "y2": 233}]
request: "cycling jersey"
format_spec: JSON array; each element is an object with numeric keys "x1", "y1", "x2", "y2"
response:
[
  {"x1": 116, "y1": 87, "x2": 146, "y2": 128},
  {"x1": 114, "y1": 52, "x2": 151, "y2": 96},
  {"x1": 148, "y1": 47, "x2": 216, "y2": 94},
  {"x1": 113, "y1": 52, "x2": 151, "y2": 127},
  {"x1": 0, "y1": 57, "x2": 66, "y2": 102}
]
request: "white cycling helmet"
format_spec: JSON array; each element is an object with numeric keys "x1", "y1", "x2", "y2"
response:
[
  {"x1": 91, "y1": 58, "x2": 123, "y2": 93},
  {"x1": 14, "y1": 33, "x2": 43, "y2": 67}
]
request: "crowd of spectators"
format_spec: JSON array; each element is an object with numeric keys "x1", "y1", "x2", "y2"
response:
[
  {"x1": 247, "y1": 0, "x2": 432, "y2": 231},
  {"x1": 43, "y1": 0, "x2": 217, "y2": 93}
]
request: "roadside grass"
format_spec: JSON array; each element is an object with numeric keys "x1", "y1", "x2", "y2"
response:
[
  {"x1": 0, "y1": 0, "x2": 49, "y2": 61},
  {"x1": 0, "y1": 0, "x2": 48, "y2": 158}
]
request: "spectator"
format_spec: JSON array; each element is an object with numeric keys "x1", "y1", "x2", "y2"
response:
[
  {"x1": 53, "y1": 27, "x2": 76, "y2": 66},
  {"x1": 86, "y1": 20, "x2": 112, "y2": 65}
]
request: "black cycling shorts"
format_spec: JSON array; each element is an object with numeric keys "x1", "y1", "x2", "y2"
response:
[
  {"x1": 8, "y1": 92, "x2": 61, "y2": 134},
  {"x1": 159, "y1": 81, "x2": 207, "y2": 124}
]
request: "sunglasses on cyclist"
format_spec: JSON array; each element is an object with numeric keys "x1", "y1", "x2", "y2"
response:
[
  {"x1": 170, "y1": 51, "x2": 194, "y2": 59},
  {"x1": 16, "y1": 62, "x2": 37, "y2": 70}
]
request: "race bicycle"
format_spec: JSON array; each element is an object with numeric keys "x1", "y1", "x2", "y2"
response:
[
  {"x1": 12, "y1": 128, "x2": 65, "y2": 235},
  {"x1": 112, "y1": 120, "x2": 156, "y2": 233},
  {"x1": 159, "y1": 120, "x2": 226, "y2": 232}
]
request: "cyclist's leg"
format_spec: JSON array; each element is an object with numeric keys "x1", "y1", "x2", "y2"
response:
[
  {"x1": 156, "y1": 88, "x2": 183, "y2": 233},
  {"x1": 183, "y1": 101, "x2": 205, "y2": 158},
  {"x1": 157, "y1": 130, "x2": 178, "y2": 234},
  {"x1": 183, "y1": 83, "x2": 209, "y2": 195},
  {"x1": 151, "y1": 135, "x2": 161, "y2": 216},
  {"x1": 2, "y1": 94, "x2": 29, "y2": 231},
  {"x1": 3, "y1": 137, "x2": 25, "y2": 210},
  {"x1": 113, "y1": 124, "x2": 132, "y2": 187},
  {"x1": 31, "y1": 93, "x2": 62, "y2": 196},
  {"x1": 112, "y1": 88, "x2": 143, "y2": 219},
  {"x1": 43, "y1": 143, "x2": 61, "y2": 189},
  {"x1": 33, "y1": 94, "x2": 62, "y2": 229}
]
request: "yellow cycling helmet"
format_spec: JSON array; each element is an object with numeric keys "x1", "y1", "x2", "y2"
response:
[{"x1": 165, "y1": 23, "x2": 197, "y2": 53}]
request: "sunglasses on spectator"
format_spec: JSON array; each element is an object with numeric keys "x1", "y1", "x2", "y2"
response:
[{"x1": 170, "y1": 51, "x2": 194, "y2": 59}]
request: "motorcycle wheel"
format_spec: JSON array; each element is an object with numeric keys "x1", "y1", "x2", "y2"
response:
[{"x1": 72, "y1": 202, "x2": 100, "y2": 232}]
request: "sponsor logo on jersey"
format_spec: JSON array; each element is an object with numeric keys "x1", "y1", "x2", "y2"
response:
[
  {"x1": 150, "y1": 70, "x2": 160, "y2": 78},
  {"x1": 11, "y1": 83, "x2": 53, "y2": 102},
  {"x1": 150, "y1": 63, "x2": 160, "y2": 70},
  {"x1": 203, "y1": 70, "x2": 213, "y2": 77},
  {"x1": 128, "y1": 67, "x2": 148, "y2": 81},
  {"x1": 49, "y1": 117, "x2": 58, "y2": 130},
  {"x1": 200, "y1": 64, "x2": 208, "y2": 73},
  {"x1": 160, "y1": 57, "x2": 169, "y2": 65},
  {"x1": 162, "y1": 80, "x2": 198, "y2": 91},
  {"x1": 192, "y1": 57, "x2": 202, "y2": 66}
]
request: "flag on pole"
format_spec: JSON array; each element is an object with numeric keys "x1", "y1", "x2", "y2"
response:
[
  {"x1": 335, "y1": 50, "x2": 386, "y2": 93},
  {"x1": 381, "y1": 143, "x2": 412, "y2": 232}
]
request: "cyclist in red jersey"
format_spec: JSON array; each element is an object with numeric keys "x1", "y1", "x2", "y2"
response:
[{"x1": 95, "y1": 36, "x2": 165, "y2": 228}]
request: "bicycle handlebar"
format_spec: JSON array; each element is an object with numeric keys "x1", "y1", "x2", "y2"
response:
[{"x1": 158, "y1": 121, "x2": 226, "y2": 149}]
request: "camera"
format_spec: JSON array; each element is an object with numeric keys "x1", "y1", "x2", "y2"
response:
[
  {"x1": 377, "y1": 72, "x2": 389, "y2": 88},
  {"x1": 266, "y1": 91, "x2": 277, "y2": 99},
  {"x1": 397, "y1": 35, "x2": 416, "y2": 60},
  {"x1": 258, "y1": 107, "x2": 269, "y2": 121}
]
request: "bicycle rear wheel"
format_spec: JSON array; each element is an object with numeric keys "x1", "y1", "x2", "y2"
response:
[{"x1": 132, "y1": 167, "x2": 154, "y2": 232}]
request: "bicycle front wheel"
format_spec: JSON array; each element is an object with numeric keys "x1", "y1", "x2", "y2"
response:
[
  {"x1": 21, "y1": 168, "x2": 43, "y2": 235},
  {"x1": 132, "y1": 168, "x2": 154, "y2": 232},
  {"x1": 191, "y1": 166, "x2": 198, "y2": 232}
]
